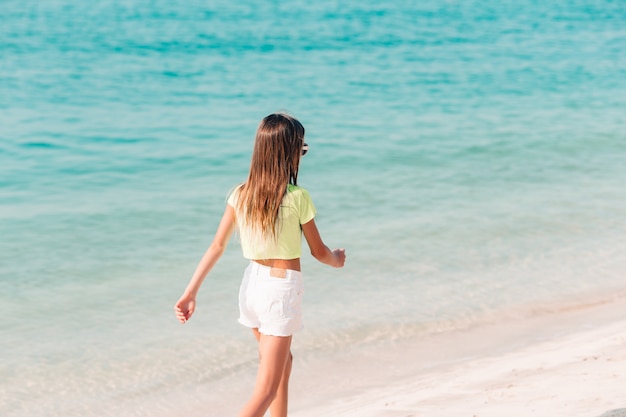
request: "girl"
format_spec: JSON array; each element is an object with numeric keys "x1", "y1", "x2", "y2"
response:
[{"x1": 174, "y1": 113, "x2": 346, "y2": 417}]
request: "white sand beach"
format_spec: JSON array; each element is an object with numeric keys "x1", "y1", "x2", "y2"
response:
[{"x1": 286, "y1": 293, "x2": 626, "y2": 417}]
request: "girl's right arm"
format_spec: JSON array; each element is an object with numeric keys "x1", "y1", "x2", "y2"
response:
[
  {"x1": 302, "y1": 219, "x2": 346, "y2": 268},
  {"x1": 174, "y1": 205, "x2": 237, "y2": 324}
]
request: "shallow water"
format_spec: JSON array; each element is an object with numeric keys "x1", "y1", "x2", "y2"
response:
[{"x1": 1, "y1": 1, "x2": 626, "y2": 415}]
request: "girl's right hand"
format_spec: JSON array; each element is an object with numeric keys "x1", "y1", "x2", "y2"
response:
[
  {"x1": 332, "y1": 248, "x2": 346, "y2": 268},
  {"x1": 174, "y1": 294, "x2": 196, "y2": 324}
]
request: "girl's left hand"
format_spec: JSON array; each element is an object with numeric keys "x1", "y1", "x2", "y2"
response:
[{"x1": 174, "y1": 294, "x2": 196, "y2": 323}]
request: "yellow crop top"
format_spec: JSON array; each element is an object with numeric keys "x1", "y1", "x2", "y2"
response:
[{"x1": 227, "y1": 184, "x2": 317, "y2": 260}]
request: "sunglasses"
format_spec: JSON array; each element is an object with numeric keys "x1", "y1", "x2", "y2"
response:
[{"x1": 301, "y1": 143, "x2": 309, "y2": 156}]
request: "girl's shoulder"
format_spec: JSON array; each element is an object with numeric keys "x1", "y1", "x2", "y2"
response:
[
  {"x1": 286, "y1": 184, "x2": 311, "y2": 197},
  {"x1": 285, "y1": 185, "x2": 315, "y2": 208},
  {"x1": 286, "y1": 183, "x2": 303, "y2": 193},
  {"x1": 227, "y1": 183, "x2": 244, "y2": 205},
  {"x1": 285, "y1": 184, "x2": 316, "y2": 219}
]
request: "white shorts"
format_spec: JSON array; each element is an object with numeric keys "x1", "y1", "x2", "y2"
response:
[{"x1": 238, "y1": 261, "x2": 304, "y2": 337}]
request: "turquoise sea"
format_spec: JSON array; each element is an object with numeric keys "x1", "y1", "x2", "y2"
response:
[{"x1": 1, "y1": 1, "x2": 626, "y2": 415}]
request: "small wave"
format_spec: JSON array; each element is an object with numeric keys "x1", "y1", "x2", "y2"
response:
[{"x1": 20, "y1": 141, "x2": 65, "y2": 149}]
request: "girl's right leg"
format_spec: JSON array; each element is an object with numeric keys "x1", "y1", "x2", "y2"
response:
[
  {"x1": 238, "y1": 331, "x2": 293, "y2": 417},
  {"x1": 270, "y1": 350, "x2": 292, "y2": 417}
]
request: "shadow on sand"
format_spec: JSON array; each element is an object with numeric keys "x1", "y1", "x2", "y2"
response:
[{"x1": 598, "y1": 409, "x2": 626, "y2": 417}]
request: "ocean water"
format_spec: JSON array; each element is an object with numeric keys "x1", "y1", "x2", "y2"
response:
[{"x1": 1, "y1": 0, "x2": 626, "y2": 415}]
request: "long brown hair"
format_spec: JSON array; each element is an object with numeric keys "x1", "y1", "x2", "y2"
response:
[{"x1": 235, "y1": 113, "x2": 305, "y2": 239}]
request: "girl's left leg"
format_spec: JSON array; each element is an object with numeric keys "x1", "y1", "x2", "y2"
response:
[{"x1": 239, "y1": 329, "x2": 292, "y2": 417}]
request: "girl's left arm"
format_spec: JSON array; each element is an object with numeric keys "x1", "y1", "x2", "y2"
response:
[{"x1": 174, "y1": 205, "x2": 237, "y2": 323}]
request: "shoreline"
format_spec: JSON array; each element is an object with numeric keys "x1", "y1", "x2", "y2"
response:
[
  {"x1": 180, "y1": 289, "x2": 626, "y2": 417},
  {"x1": 287, "y1": 291, "x2": 626, "y2": 417}
]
